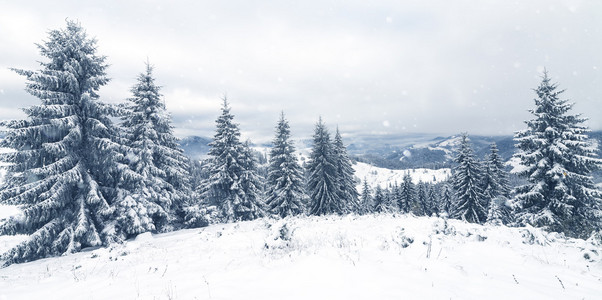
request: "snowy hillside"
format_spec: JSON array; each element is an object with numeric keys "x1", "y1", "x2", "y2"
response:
[
  {"x1": 353, "y1": 162, "x2": 450, "y2": 188},
  {"x1": 0, "y1": 214, "x2": 600, "y2": 299}
]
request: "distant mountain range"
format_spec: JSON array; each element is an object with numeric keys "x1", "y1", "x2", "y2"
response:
[
  {"x1": 179, "y1": 136, "x2": 212, "y2": 160},
  {"x1": 178, "y1": 131, "x2": 602, "y2": 182},
  {"x1": 347, "y1": 133, "x2": 517, "y2": 169}
]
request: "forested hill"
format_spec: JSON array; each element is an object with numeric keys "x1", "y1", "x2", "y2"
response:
[{"x1": 178, "y1": 131, "x2": 602, "y2": 171}]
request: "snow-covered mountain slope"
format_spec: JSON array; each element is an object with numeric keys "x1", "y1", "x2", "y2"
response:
[
  {"x1": 353, "y1": 162, "x2": 450, "y2": 188},
  {"x1": 0, "y1": 214, "x2": 600, "y2": 300}
]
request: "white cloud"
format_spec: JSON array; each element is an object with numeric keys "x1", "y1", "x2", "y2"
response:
[{"x1": 1, "y1": 0, "x2": 601, "y2": 141}]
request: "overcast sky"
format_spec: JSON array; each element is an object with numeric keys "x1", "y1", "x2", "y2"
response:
[{"x1": 1, "y1": 0, "x2": 601, "y2": 142}]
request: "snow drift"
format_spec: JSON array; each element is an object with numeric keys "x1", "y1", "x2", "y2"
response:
[{"x1": 0, "y1": 214, "x2": 600, "y2": 299}]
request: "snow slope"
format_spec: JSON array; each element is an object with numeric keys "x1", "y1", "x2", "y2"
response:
[
  {"x1": 353, "y1": 161, "x2": 450, "y2": 188},
  {"x1": 0, "y1": 214, "x2": 600, "y2": 300}
]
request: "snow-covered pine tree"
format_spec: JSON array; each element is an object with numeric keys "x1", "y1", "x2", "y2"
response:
[
  {"x1": 237, "y1": 141, "x2": 266, "y2": 220},
  {"x1": 265, "y1": 112, "x2": 306, "y2": 218},
  {"x1": 427, "y1": 184, "x2": 440, "y2": 217},
  {"x1": 513, "y1": 71, "x2": 602, "y2": 238},
  {"x1": 199, "y1": 98, "x2": 264, "y2": 222},
  {"x1": 307, "y1": 118, "x2": 344, "y2": 215},
  {"x1": 0, "y1": 21, "x2": 136, "y2": 265},
  {"x1": 439, "y1": 183, "x2": 454, "y2": 217},
  {"x1": 372, "y1": 185, "x2": 389, "y2": 213},
  {"x1": 486, "y1": 196, "x2": 513, "y2": 226},
  {"x1": 391, "y1": 182, "x2": 403, "y2": 213},
  {"x1": 116, "y1": 62, "x2": 192, "y2": 238},
  {"x1": 451, "y1": 133, "x2": 487, "y2": 223},
  {"x1": 333, "y1": 128, "x2": 360, "y2": 213},
  {"x1": 398, "y1": 173, "x2": 416, "y2": 213},
  {"x1": 359, "y1": 178, "x2": 373, "y2": 214},
  {"x1": 415, "y1": 181, "x2": 429, "y2": 216},
  {"x1": 481, "y1": 142, "x2": 510, "y2": 206},
  {"x1": 382, "y1": 187, "x2": 398, "y2": 213}
]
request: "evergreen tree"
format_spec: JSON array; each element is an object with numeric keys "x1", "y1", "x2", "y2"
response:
[
  {"x1": 307, "y1": 118, "x2": 344, "y2": 215},
  {"x1": 372, "y1": 185, "x2": 387, "y2": 213},
  {"x1": 333, "y1": 128, "x2": 360, "y2": 213},
  {"x1": 0, "y1": 21, "x2": 134, "y2": 265},
  {"x1": 237, "y1": 141, "x2": 265, "y2": 220},
  {"x1": 391, "y1": 182, "x2": 403, "y2": 214},
  {"x1": 439, "y1": 183, "x2": 454, "y2": 217},
  {"x1": 415, "y1": 182, "x2": 429, "y2": 216},
  {"x1": 386, "y1": 187, "x2": 399, "y2": 213},
  {"x1": 481, "y1": 143, "x2": 510, "y2": 206},
  {"x1": 513, "y1": 72, "x2": 602, "y2": 237},
  {"x1": 398, "y1": 173, "x2": 415, "y2": 213},
  {"x1": 359, "y1": 178, "x2": 373, "y2": 214},
  {"x1": 116, "y1": 62, "x2": 191, "y2": 238},
  {"x1": 486, "y1": 196, "x2": 513, "y2": 226},
  {"x1": 265, "y1": 113, "x2": 306, "y2": 218},
  {"x1": 199, "y1": 98, "x2": 264, "y2": 222},
  {"x1": 427, "y1": 184, "x2": 440, "y2": 217},
  {"x1": 451, "y1": 133, "x2": 487, "y2": 223}
]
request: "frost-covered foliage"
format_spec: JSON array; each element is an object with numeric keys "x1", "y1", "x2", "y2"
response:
[
  {"x1": 359, "y1": 178, "x2": 373, "y2": 214},
  {"x1": 439, "y1": 184, "x2": 454, "y2": 216},
  {"x1": 513, "y1": 72, "x2": 602, "y2": 238},
  {"x1": 238, "y1": 141, "x2": 266, "y2": 217},
  {"x1": 116, "y1": 63, "x2": 192, "y2": 238},
  {"x1": 414, "y1": 182, "x2": 428, "y2": 216},
  {"x1": 332, "y1": 128, "x2": 360, "y2": 213},
  {"x1": 199, "y1": 99, "x2": 264, "y2": 222},
  {"x1": 398, "y1": 173, "x2": 415, "y2": 213},
  {"x1": 451, "y1": 133, "x2": 487, "y2": 223},
  {"x1": 0, "y1": 21, "x2": 135, "y2": 265},
  {"x1": 482, "y1": 143, "x2": 510, "y2": 205},
  {"x1": 265, "y1": 113, "x2": 306, "y2": 218},
  {"x1": 307, "y1": 118, "x2": 345, "y2": 215},
  {"x1": 486, "y1": 196, "x2": 513, "y2": 226},
  {"x1": 372, "y1": 185, "x2": 395, "y2": 213},
  {"x1": 427, "y1": 184, "x2": 440, "y2": 216}
]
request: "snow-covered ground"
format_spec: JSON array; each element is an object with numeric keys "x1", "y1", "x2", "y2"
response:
[
  {"x1": 0, "y1": 214, "x2": 600, "y2": 300},
  {"x1": 353, "y1": 161, "x2": 450, "y2": 188}
]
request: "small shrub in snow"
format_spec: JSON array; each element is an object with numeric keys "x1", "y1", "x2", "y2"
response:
[
  {"x1": 519, "y1": 227, "x2": 551, "y2": 246},
  {"x1": 391, "y1": 227, "x2": 414, "y2": 250},
  {"x1": 263, "y1": 221, "x2": 299, "y2": 258}
]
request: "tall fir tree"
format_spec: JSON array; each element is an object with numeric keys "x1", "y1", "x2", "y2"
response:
[
  {"x1": 451, "y1": 133, "x2": 487, "y2": 223},
  {"x1": 0, "y1": 21, "x2": 135, "y2": 265},
  {"x1": 359, "y1": 178, "x2": 373, "y2": 214},
  {"x1": 391, "y1": 183, "x2": 403, "y2": 214},
  {"x1": 307, "y1": 118, "x2": 344, "y2": 215},
  {"x1": 372, "y1": 185, "x2": 389, "y2": 213},
  {"x1": 513, "y1": 71, "x2": 602, "y2": 238},
  {"x1": 265, "y1": 113, "x2": 306, "y2": 218},
  {"x1": 427, "y1": 185, "x2": 440, "y2": 217},
  {"x1": 382, "y1": 187, "x2": 398, "y2": 213},
  {"x1": 481, "y1": 143, "x2": 511, "y2": 205},
  {"x1": 116, "y1": 62, "x2": 192, "y2": 238},
  {"x1": 399, "y1": 173, "x2": 416, "y2": 213},
  {"x1": 199, "y1": 98, "x2": 264, "y2": 222},
  {"x1": 332, "y1": 128, "x2": 360, "y2": 213},
  {"x1": 237, "y1": 141, "x2": 265, "y2": 219},
  {"x1": 439, "y1": 183, "x2": 454, "y2": 217},
  {"x1": 415, "y1": 182, "x2": 429, "y2": 216}
]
